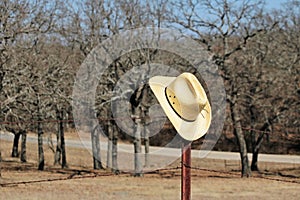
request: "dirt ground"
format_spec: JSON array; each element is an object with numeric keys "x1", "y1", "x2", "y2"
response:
[{"x1": 1, "y1": 134, "x2": 300, "y2": 200}]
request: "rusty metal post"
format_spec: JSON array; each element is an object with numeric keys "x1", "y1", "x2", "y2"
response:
[{"x1": 181, "y1": 143, "x2": 191, "y2": 200}]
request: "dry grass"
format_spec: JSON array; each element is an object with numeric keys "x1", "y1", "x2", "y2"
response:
[{"x1": 1, "y1": 136, "x2": 300, "y2": 200}]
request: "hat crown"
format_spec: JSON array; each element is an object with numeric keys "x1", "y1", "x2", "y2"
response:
[
  {"x1": 166, "y1": 73, "x2": 207, "y2": 121},
  {"x1": 148, "y1": 72, "x2": 212, "y2": 141}
]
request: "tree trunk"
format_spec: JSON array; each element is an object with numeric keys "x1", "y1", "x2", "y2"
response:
[
  {"x1": 130, "y1": 85, "x2": 148, "y2": 176},
  {"x1": 106, "y1": 120, "x2": 113, "y2": 169},
  {"x1": 20, "y1": 131, "x2": 27, "y2": 162},
  {"x1": 112, "y1": 126, "x2": 119, "y2": 174},
  {"x1": 54, "y1": 110, "x2": 62, "y2": 165},
  {"x1": 60, "y1": 111, "x2": 67, "y2": 168},
  {"x1": 249, "y1": 102, "x2": 259, "y2": 171},
  {"x1": 54, "y1": 110, "x2": 67, "y2": 168},
  {"x1": 91, "y1": 125, "x2": 103, "y2": 169},
  {"x1": 230, "y1": 102, "x2": 251, "y2": 177},
  {"x1": 251, "y1": 116, "x2": 274, "y2": 171},
  {"x1": 0, "y1": 63, "x2": 4, "y2": 96},
  {"x1": 134, "y1": 117, "x2": 143, "y2": 177},
  {"x1": 0, "y1": 150, "x2": 2, "y2": 177},
  {"x1": 251, "y1": 133, "x2": 264, "y2": 171},
  {"x1": 144, "y1": 126, "x2": 150, "y2": 168},
  {"x1": 1, "y1": 54, "x2": 5, "y2": 177},
  {"x1": 37, "y1": 115, "x2": 44, "y2": 170},
  {"x1": 11, "y1": 132, "x2": 20, "y2": 157},
  {"x1": 251, "y1": 150, "x2": 259, "y2": 171}
]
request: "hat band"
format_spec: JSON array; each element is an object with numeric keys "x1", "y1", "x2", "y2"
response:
[{"x1": 164, "y1": 87, "x2": 195, "y2": 122}]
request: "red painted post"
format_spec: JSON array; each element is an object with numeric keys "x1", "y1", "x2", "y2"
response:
[{"x1": 181, "y1": 143, "x2": 191, "y2": 200}]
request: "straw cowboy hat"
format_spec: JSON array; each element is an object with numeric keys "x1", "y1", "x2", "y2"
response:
[{"x1": 149, "y1": 72, "x2": 211, "y2": 141}]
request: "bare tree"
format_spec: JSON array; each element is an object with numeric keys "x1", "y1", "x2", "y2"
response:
[
  {"x1": 169, "y1": 0, "x2": 279, "y2": 177},
  {"x1": 54, "y1": 110, "x2": 67, "y2": 168},
  {"x1": 65, "y1": 0, "x2": 169, "y2": 172},
  {"x1": 0, "y1": 0, "x2": 68, "y2": 170},
  {"x1": 1, "y1": 0, "x2": 298, "y2": 177},
  {"x1": 60, "y1": 0, "x2": 118, "y2": 170},
  {"x1": 235, "y1": 0, "x2": 300, "y2": 170}
]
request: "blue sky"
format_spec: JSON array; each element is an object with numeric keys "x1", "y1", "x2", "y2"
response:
[{"x1": 265, "y1": 0, "x2": 288, "y2": 10}]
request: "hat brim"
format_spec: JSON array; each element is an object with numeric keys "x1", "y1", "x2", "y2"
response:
[{"x1": 149, "y1": 76, "x2": 211, "y2": 141}]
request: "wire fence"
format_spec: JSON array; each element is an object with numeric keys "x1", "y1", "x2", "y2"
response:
[
  {"x1": 1, "y1": 162, "x2": 299, "y2": 188},
  {"x1": 1, "y1": 117, "x2": 299, "y2": 187}
]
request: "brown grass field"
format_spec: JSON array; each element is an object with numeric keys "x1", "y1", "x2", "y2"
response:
[{"x1": 1, "y1": 133, "x2": 300, "y2": 200}]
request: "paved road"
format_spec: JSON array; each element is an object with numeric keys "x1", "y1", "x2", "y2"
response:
[{"x1": 1, "y1": 132, "x2": 300, "y2": 164}]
